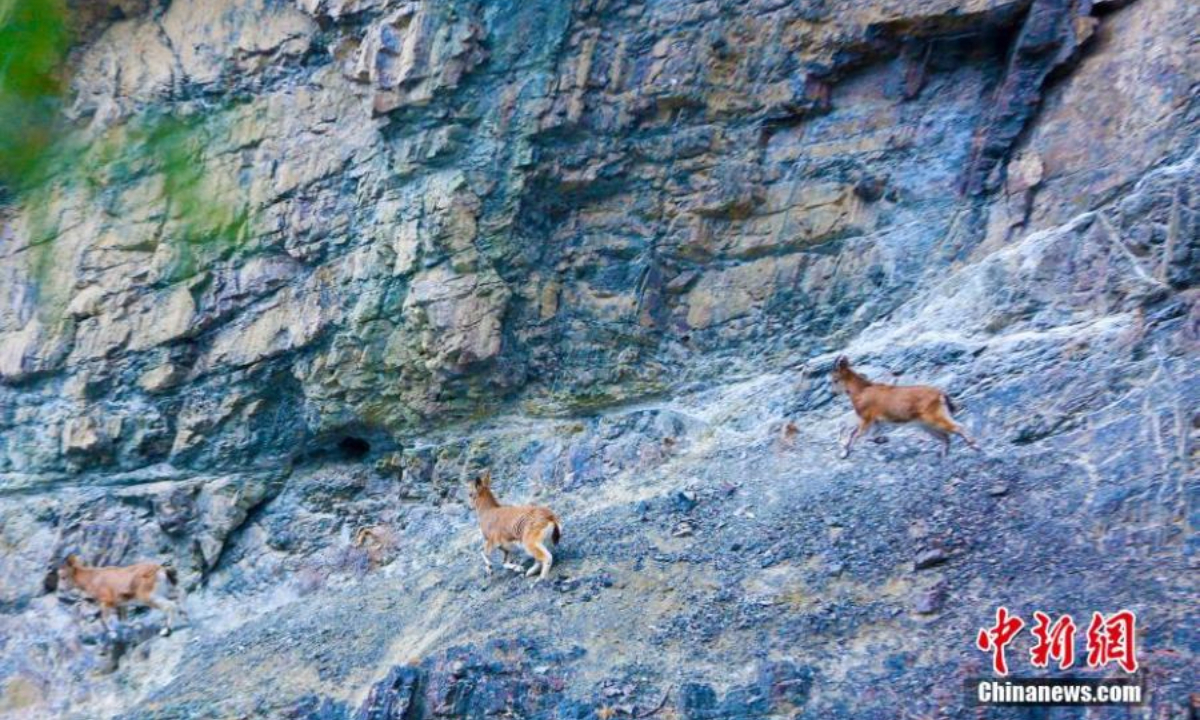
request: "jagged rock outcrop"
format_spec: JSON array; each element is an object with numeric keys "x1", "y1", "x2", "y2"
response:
[{"x1": 0, "y1": 0, "x2": 1195, "y2": 717}]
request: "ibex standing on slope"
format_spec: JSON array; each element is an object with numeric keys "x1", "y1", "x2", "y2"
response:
[
  {"x1": 831, "y1": 356, "x2": 979, "y2": 458},
  {"x1": 58, "y1": 554, "x2": 187, "y2": 636},
  {"x1": 467, "y1": 471, "x2": 562, "y2": 582}
]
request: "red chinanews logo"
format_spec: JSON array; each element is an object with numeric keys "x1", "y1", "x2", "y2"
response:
[{"x1": 976, "y1": 607, "x2": 1139, "y2": 676}]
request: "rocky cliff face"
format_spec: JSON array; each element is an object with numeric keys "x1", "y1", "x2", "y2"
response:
[{"x1": 0, "y1": 0, "x2": 1195, "y2": 717}]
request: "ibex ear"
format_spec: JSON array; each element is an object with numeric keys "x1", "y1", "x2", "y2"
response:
[{"x1": 479, "y1": 469, "x2": 492, "y2": 487}]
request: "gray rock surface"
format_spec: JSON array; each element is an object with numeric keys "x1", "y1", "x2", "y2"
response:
[{"x1": 0, "y1": 0, "x2": 1195, "y2": 717}]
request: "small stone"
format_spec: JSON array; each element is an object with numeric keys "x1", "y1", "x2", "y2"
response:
[
  {"x1": 61, "y1": 416, "x2": 109, "y2": 458},
  {"x1": 666, "y1": 271, "x2": 699, "y2": 294},
  {"x1": 137, "y1": 362, "x2": 183, "y2": 393},
  {"x1": 672, "y1": 490, "x2": 698, "y2": 513},
  {"x1": 913, "y1": 549, "x2": 948, "y2": 571},
  {"x1": 987, "y1": 483, "x2": 1010, "y2": 497},
  {"x1": 914, "y1": 584, "x2": 946, "y2": 614}
]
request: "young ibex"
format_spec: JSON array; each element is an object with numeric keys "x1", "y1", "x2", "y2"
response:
[
  {"x1": 467, "y1": 471, "x2": 562, "y2": 582},
  {"x1": 831, "y1": 356, "x2": 979, "y2": 458},
  {"x1": 352, "y1": 525, "x2": 396, "y2": 570},
  {"x1": 59, "y1": 554, "x2": 187, "y2": 636}
]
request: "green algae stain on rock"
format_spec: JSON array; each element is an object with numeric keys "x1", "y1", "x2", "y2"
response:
[
  {"x1": 18, "y1": 108, "x2": 256, "y2": 318},
  {"x1": 1, "y1": 2, "x2": 255, "y2": 312},
  {"x1": 3, "y1": 2, "x2": 255, "y2": 314},
  {"x1": 0, "y1": 0, "x2": 72, "y2": 191},
  {"x1": 132, "y1": 112, "x2": 254, "y2": 282}
]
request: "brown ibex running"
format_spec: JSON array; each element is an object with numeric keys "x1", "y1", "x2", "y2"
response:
[
  {"x1": 59, "y1": 554, "x2": 187, "y2": 636},
  {"x1": 467, "y1": 470, "x2": 562, "y2": 582},
  {"x1": 831, "y1": 356, "x2": 979, "y2": 458}
]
